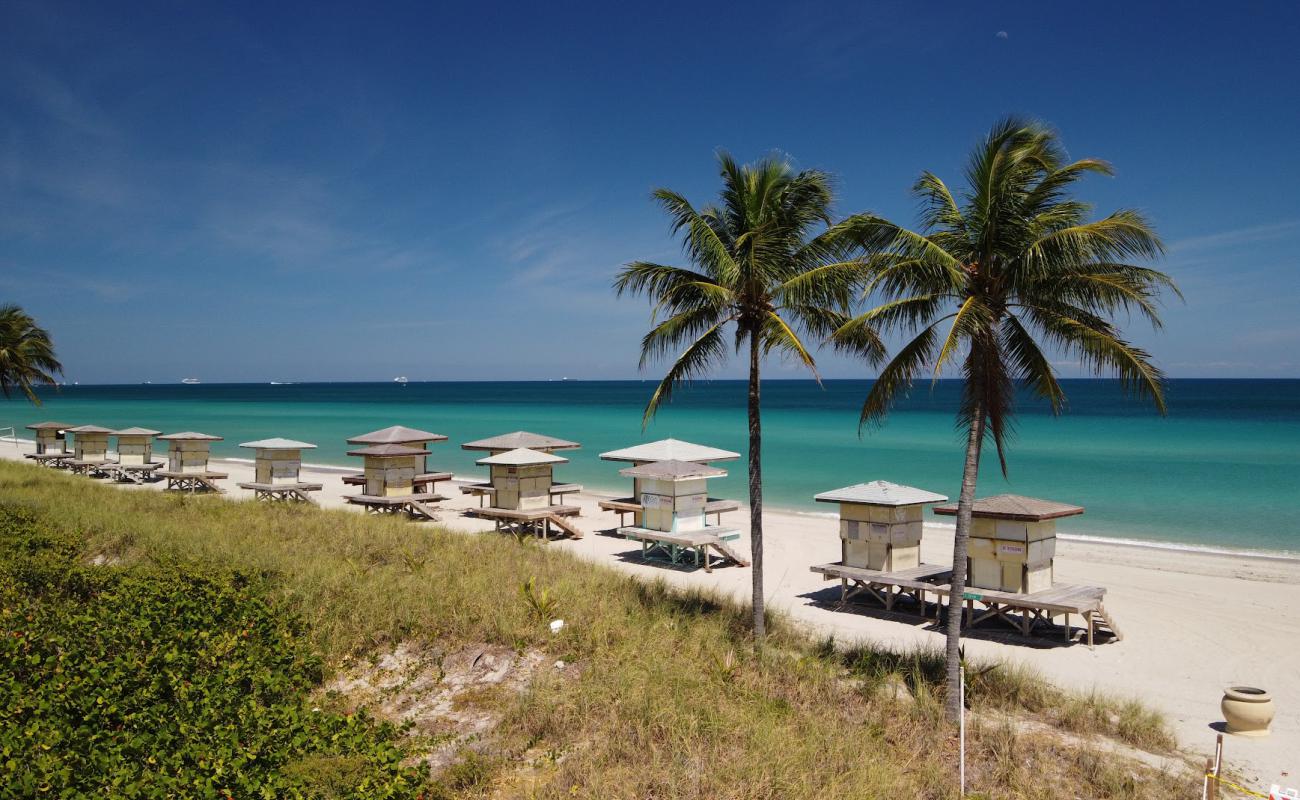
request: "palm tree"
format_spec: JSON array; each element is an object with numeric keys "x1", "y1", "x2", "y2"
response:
[
  {"x1": 833, "y1": 119, "x2": 1178, "y2": 720},
  {"x1": 0, "y1": 304, "x2": 63, "y2": 405},
  {"x1": 615, "y1": 152, "x2": 868, "y2": 640}
]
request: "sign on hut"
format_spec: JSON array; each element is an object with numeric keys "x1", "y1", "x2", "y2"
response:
[
  {"x1": 814, "y1": 481, "x2": 947, "y2": 572},
  {"x1": 932, "y1": 494, "x2": 1084, "y2": 594}
]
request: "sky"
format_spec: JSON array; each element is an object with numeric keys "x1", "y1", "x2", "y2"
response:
[{"x1": 3, "y1": 0, "x2": 1299, "y2": 383}]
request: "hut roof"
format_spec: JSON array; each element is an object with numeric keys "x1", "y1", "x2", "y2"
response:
[
  {"x1": 347, "y1": 443, "x2": 430, "y2": 458},
  {"x1": 113, "y1": 427, "x2": 162, "y2": 437},
  {"x1": 158, "y1": 431, "x2": 223, "y2": 441},
  {"x1": 600, "y1": 438, "x2": 739, "y2": 464},
  {"x1": 239, "y1": 437, "x2": 317, "y2": 450},
  {"x1": 815, "y1": 481, "x2": 947, "y2": 507},
  {"x1": 476, "y1": 447, "x2": 568, "y2": 466},
  {"x1": 461, "y1": 431, "x2": 580, "y2": 452},
  {"x1": 346, "y1": 425, "x2": 448, "y2": 444},
  {"x1": 66, "y1": 425, "x2": 114, "y2": 434},
  {"x1": 26, "y1": 421, "x2": 73, "y2": 430},
  {"x1": 619, "y1": 459, "x2": 727, "y2": 481},
  {"x1": 932, "y1": 494, "x2": 1084, "y2": 521}
]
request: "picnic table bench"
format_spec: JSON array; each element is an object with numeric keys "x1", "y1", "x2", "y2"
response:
[
  {"x1": 599, "y1": 496, "x2": 739, "y2": 527},
  {"x1": 463, "y1": 504, "x2": 584, "y2": 540},
  {"x1": 239, "y1": 481, "x2": 325, "y2": 502},
  {"x1": 158, "y1": 470, "x2": 228, "y2": 493},
  {"x1": 97, "y1": 462, "x2": 164, "y2": 485},
  {"x1": 25, "y1": 452, "x2": 72, "y2": 469},
  {"x1": 619, "y1": 526, "x2": 749, "y2": 572},
  {"x1": 343, "y1": 493, "x2": 447, "y2": 520},
  {"x1": 460, "y1": 482, "x2": 583, "y2": 507},
  {"x1": 810, "y1": 560, "x2": 1119, "y2": 648}
]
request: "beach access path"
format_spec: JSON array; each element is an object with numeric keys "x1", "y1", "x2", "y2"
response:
[{"x1": 4, "y1": 441, "x2": 1296, "y2": 788}]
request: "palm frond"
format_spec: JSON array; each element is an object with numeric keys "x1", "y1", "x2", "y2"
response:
[{"x1": 642, "y1": 319, "x2": 730, "y2": 425}]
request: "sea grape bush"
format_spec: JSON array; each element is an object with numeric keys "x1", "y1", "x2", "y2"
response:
[{"x1": 0, "y1": 506, "x2": 428, "y2": 798}]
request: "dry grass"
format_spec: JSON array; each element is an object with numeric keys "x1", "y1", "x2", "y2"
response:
[{"x1": 0, "y1": 461, "x2": 1196, "y2": 799}]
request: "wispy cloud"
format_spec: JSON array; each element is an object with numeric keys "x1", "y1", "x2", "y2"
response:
[{"x1": 1167, "y1": 219, "x2": 1300, "y2": 255}]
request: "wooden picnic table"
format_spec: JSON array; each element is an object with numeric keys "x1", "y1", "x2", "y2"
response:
[
  {"x1": 809, "y1": 561, "x2": 1120, "y2": 648},
  {"x1": 618, "y1": 525, "x2": 748, "y2": 572},
  {"x1": 158, "y1": 470, "x2": 228, "y2": 493},
  {"x1": 460, "y1": 482, "x2": 583, "y2": 507},
  {"x1": 239, "y1": 481, "x2": 325, "y2": 502},
  {"x1": 25, "y1": 452, "x2": 72, "y2": 469},
  {"x1": 599, "y1": 496, "x2": 739, "y2": 527},
  {"x1": 343, "y1": 493, "x2": 447, "y2": 520},
  {"x1": 97, "y1": 462, "x2": 164, "y2": 485},
  {"x1": 463, "y1": 504, "x2": 584, "y2": 540}
]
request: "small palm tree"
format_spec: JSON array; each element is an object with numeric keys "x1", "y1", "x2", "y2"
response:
[
  {"x1": 616, "y1": 152, "x2": 867, "y2": 640},
  {"x1": 0, "y1": 304, "x2": 62, "y2": 405},
  {"x1": 833, "y1": 119, "x2": 1178, "y2": 720}
]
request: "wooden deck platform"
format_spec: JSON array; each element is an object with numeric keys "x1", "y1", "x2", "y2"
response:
[
  {"x1": 618, "y1": 526, "x2": 749, "y2": 572},
  {"x1": 342, "y1": 471, "x2": 452, "y2": 491},
  {"x1": 25, "y1": 452, "x2": 72, "y2": 469},
  {"x1": 463, "y1": 504, "x2": 584, "y2": 540},
  {"x1": 343, "y1": 493, "x2": 447, "y2": 520},
  {"x1": 599, "y1": 497, "x2": 739, "y2": 526},
  {"x1": 68, "y1": 459, "x2": 112, "y2": 476},
  {"x1": 238, "y1": 481, "x2": 324, "y2": 502},
  {"x1": 460, "y1": 482, "x2": 583, "y2": 507},
  {"x1": 157, "y1": 470, "x2": 228, "y2": 493},
  {"x1": 810, "y1": 561, "x2": 1119, "y2": 648},
  {"x1": 97, "y1": 462, "x2": 163, "y2": 484}
]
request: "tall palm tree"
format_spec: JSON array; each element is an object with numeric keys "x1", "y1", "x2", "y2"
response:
[
  {"x1": 833, "y1": 119, "x2": 1178, "y2": 720},
  {"x1": 615, "y1": 152, "x2": 868, "y2": 640},
  {"x1": 0, "y1": 304, "x2": 63, "y2": 405}
]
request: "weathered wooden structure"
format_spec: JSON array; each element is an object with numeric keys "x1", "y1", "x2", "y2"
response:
[
  {"x1": 98, "y1": 427, "x2": 164, "y2": 484},
  {"x1": 615, "y1": 460, "x2": 747, "y2": 571},
  {"x1": 814, "y1": 480, "x2": 947, "y2": 572},
  {"x1": 343, "y1": 425, "x2": 451, "y2": 496},
  {"x1": 460, "y1": 431, "x2": 582, "y2": 506},
  {"x1": 24, "y1": 421, "x2": 73, "y2": 468},
  {"x1": 933, "y1": 494, "x2": 1082, "y2": 595},
  {"x1": 236, "y1": 438, "x2": 323, "y2": 501},
  {"x1": 157, "y1": 431, "x2": 228, "y2": 492},
  {"x1": 598, "y1": 438, "x2": 740, "y2": 526},
  {"x1": 66, "y1": 425, "x2": 113, "y2": 475},
  {"x1": 343, "y1": 443, "x2": 444, "y2": 519},
  {"x1": 463, "y1": 448, "x2": 583, "y2": 540},
  {"x1": 810, "y1": 493, "x2": 1119, "y2": 646}
]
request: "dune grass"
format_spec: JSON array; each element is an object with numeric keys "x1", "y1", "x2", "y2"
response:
[{"x1": 0, "y1": 461, "x2": 1194, "y2": 798}]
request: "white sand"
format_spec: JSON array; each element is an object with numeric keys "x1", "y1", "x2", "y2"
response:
[{"x1": 4, "y1": 440, "x2": 1296, "y2": 787}]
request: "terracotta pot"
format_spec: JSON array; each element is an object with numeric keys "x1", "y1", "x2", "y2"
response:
[{"x1": 1221, "y1": 686, "x2": 1274, "y2": 737}]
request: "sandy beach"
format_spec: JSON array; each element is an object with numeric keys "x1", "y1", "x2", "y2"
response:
[{"x1": 4, "y1": 439, "x2": 1296, "y2": 787}]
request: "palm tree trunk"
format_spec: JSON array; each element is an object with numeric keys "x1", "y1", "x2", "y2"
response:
[
  {"x1": 944, "y1": 405, "x2": 984, "y2": 722},
  {"x1": 747, "y1": 331, "x2": 765, "y2": 641}
]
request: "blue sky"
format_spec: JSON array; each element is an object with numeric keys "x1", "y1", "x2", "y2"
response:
[{"x1": 3, "y1": 1, "x2": 1299, "y2": 383}]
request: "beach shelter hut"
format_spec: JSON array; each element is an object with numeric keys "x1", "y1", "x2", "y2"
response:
[
  {"x1": 26, "y1": 421, "x2": 71, "y2": 454},
  {"x1": 615, "y1": 460, "x2": 747, "y2": 570},
  {"x1": 932, "y1": 494, "x2": 1083, "y2": 594},
  {"x1": 598, "y1": 438, "x2": 740, "y2": 525},
  {"x1": 66, "y1": 425, "x2": 113, "y2": 474},
  {"x1": 237, "y1": 438, "x2": 322, "y2": 501},
  {"x1": 343, "y1": 443, "x2": 442, "y2": 518},
  {"x1": 96, "y1": 427, "x2": 164, "y2": 484},
  {"x1": 112, "y1": 427, "x2": 161, "y2": 465},
  {"x1": 814, "y1": 481, "x2": 947, "y2": 572},
  {"x1": 346, "y1": 425, "x2": 448, "y2": 474},
  {"x1": 157, "y1": 431, "x2": 227, "y2": 492},
  {"x1": 24, "y1": 421, "x2": 73, "y2": 468},
  {"x1": 465, "y1": 448, "x2": 584, "y2": 539},
  {"x1": 461, "y1": 431, "x2": 581, "y2": 454}
]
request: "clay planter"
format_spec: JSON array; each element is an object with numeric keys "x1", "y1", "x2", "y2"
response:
[{"x1": 1221, "y1": 686, "x2": 1274, "y2": 736}]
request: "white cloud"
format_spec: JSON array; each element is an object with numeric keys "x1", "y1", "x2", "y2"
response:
[{"x1": 996, "y1": 31, "x2": 1009, "y2": 39}]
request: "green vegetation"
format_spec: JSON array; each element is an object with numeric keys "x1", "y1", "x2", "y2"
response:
[
  {"x1": 0, "y1": 461, "x2": 1193, "y2": 798},
  {"x1": 614, "y1": 153, "x2": 871, "y2": 640},
  {"x1": 833, "y1": 118, "x2": 1179, "y2": 720},
  {"x1": 0, "y1": 303, "x2": 62, "y2": 405}
]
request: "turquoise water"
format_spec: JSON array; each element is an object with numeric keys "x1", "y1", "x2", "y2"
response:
[{"x1": 3, "y1": 380, "x2": 1298, "y2": 555}]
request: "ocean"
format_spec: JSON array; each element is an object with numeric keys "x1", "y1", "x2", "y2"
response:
[{"x1": 3, "y1": 379, "x2": 1297, "y2": 555}]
